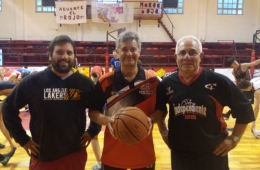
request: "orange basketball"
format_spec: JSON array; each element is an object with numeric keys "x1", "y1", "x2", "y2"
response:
[{"x1": 112, "y1": 107, "x2": 150, "y2": 145}]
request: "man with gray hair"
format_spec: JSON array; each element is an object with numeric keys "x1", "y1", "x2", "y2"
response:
[
  {"x1": 149, "y1": 35, "x2": 254, "y2": 170},
  {"x1": 88, "y1": 31, "x2": 164, "y2": 169}
]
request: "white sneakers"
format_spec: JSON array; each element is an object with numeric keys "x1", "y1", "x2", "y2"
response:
[
  {"x1": 92, "y1": 164, "x2": 101, "y2": 170},
  {"x1": 252, "y1": 129, "x2": 260, "y2": 139}
]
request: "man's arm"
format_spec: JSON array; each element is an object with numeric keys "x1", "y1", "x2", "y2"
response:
[
  {"x1": 2, "y1": 82, "x2": 31, "y2": 147},
  {"x1": 241, "y1": 59, "x2": 260, "y2": 71},
  {"x1": 213, "y1": 123, "x2": 248, "y2": 157},
  {"x1": 149, "y1": 110, "x2": 167, "y2": 123},
  {"x1": 157, "y1": 119, "x2": 169, "y2": 146},
  {"x1": 88, "y1": 110, "x2": 113, "y2": 126}
]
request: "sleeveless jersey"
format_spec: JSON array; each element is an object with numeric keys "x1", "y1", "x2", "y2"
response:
[{"x1": 234, "y1": 65, "x2": 251, "y2": 85}]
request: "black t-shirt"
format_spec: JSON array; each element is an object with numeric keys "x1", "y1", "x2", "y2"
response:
[{"x1": 155, "y1": 68, "x2": 254, "y2": 155}]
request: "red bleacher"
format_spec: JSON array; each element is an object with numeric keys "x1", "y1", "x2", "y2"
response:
[{"x1": 0, "y1": 40, "x2": 259, "y2": 69}]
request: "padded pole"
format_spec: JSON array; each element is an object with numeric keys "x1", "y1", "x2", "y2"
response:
[{"x1": 250, "y1": 50, "x2": 255, "y2": 76}]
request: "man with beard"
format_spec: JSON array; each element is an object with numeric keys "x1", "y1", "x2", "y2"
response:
[{"x1": 2, "y1": 35, "x2": 101, "y2": 170}]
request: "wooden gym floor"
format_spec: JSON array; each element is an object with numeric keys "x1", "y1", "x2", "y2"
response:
[{"x1": 0, "y1": 107, "x2": 260, "y2": 170}]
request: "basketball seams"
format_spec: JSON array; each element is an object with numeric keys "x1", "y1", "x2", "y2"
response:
[
  {"x1": 115, "y1": 118, "x2": 141, "y2": 144},
  {"x1": 112, "y1": 107, "x2": 149, "y2": 145},
  {"x1": 117, "y1": 114, "x2": 149, "y2": 131}
]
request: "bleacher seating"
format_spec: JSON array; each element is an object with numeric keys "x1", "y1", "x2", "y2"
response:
[{"x1": 0, "y1": 40, "x2": 260, "y2": 68}]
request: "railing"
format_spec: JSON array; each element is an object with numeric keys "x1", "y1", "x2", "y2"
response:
[
  {"x1": 163, "y1": 9, "x2": 175, "y2": 36},
  {"x1": 217, "y1": 40, "x2": 237, "y2": 57}
]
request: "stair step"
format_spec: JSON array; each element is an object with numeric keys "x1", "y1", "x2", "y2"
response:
[{"x1": 160, "y1": 20, "x2": 175, "y2": 42}]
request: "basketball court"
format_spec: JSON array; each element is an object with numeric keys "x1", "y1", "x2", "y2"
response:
[{"x1": 0, "y1": 106, "x2": 260, "y2": 170}]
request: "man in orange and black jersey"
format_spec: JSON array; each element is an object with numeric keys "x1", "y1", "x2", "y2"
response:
[{"x1": 88, "y1": 31, "x2": 165, "y2": 170}]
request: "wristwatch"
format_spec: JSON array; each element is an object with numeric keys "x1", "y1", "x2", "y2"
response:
[{"x1": 230, "y1": 135, "x2": 240, "y2": 143}]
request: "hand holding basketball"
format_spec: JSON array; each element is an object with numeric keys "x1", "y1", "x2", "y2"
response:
[{"x1": 112, "y1": 107, "x2": 150, "y2": 145}]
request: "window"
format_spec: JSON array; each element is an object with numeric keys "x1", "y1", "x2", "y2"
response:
[
  {"x1": 0, "y1": 0, "x2": 2, "y2": 12},
  {"x1": 96, "y1": 0, "x2": 122, "y2": 2},
  {"x1": 36, "y1": 0, "x2": 62, "y2": 12},
  {"x1": 217, "y1": 0, "x2": 243, "y2": 15},
  {"x1": 159, "y1": 0, "x2": 183, "y2": 14},
  {"x1": 36, "y1": 0, "x2": 122, "y2": 12}
]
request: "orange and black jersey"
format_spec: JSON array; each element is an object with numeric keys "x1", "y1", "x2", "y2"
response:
[
  {"x1": 89, "y1": 68, "x2": 160, "y2": 169},
  {"x1": 155, "y1": 67, "x2": 254, "y2": 155},
  {"x1": 89, "y1": 68, "x2": 159, "y2": 116}
]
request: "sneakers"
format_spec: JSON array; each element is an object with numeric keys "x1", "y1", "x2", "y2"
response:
[
  {"x1": 92, "y1": 164, "x2": 101, "y2": 170},
  {"x1": 223, "y1": 110, "x2": 231, "y2": 120},
  {"x1": 253, "y1": 129, "x2": 260, "y2": 139},
  {"x1": 0, "y1": 143, "x2": 5, "y2": 149},
  {"x1": 0, "y1": 147, "x2": 16, "y2": 166},
  {"x1": 226, "y1": 128, "x2": 234, "y2": 131}
]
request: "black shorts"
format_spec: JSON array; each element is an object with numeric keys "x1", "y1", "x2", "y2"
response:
[
  {"x1": 242, "y1": 90, "x2": 254, "y2": 104},
  {"x1": 102, "y1": 163, "x2": 155, "y2": 170},
  {"x1": 171, "y1": 151, "x2": 229, "y2": 170}
]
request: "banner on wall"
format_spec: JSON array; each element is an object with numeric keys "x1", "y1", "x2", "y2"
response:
[
  {"x1": 55, "y1": 1, "x2": 87, "y2": 24},
  {"x1": 139, "y1": 2, "x2": 162, "y2": 15},
  {"x1": 91, "y1": 2, "x2": 134, "y2": 24}
]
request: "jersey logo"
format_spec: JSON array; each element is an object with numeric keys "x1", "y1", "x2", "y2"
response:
[
  {"x1": 166, "y1": 87, "x2": 174, "y2": 95},
  {"x1": 111, "y1": 90, "x2": 124, "y2": 96},
  {"x1": 139, "y1": 83, "x2": 154, "y2": 95},
  {"x1": 173, "y1": 99, "x2": 207, "y2": 119},
  {"x1": 205, "y1": 83, "x2": 217, "y2": 90}
]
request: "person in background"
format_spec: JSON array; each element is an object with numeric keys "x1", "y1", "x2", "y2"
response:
[
  {"x1": 2, "y1": 35, "x2": 101, "y2": 170},
  {"x1": 3, "y1": 70, "x2": 21, "y2": 83},
  {"x1": 238, "y1": 77, "x2": 260, "y2": 139},
  {"x1": 110, "y1": 50, "x2": 121, "y2": 71},
  {"x1": 223, "y1": 57, "x2": 260, "y2": 119},
  {"x1": 88, "y1": 31, "x2": 162, "y2": 169},
  {"x1": 0, "y1": 73, "x2": 30, "y2": 154},
  {"x1": 0, "y1": 81, "x2": 18, "y2": 157},
  {"x1": 89, "y1": 66, "x2": 104, "y2": 170},
  {"x1": 150, "y1": 35, "x2": 254, "y2": 170},
  {"x1": 137, "y1": 59, "x2": 142, "y2": 68}
]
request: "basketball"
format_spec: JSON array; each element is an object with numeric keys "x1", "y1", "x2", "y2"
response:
[{"x1": 112, "y1": 107, "x2": 150, "y2": 145}]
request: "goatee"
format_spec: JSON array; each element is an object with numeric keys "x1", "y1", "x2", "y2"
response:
[{"x1": 50, "y1": 58, "x2": 74, "y2": 73}]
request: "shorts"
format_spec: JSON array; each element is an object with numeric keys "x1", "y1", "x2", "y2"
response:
[
  {"x1": 242, "y1": 91, "x2": 254, "y2": 104},
  {"x1": 30, "y1": 148, "x2": 87, "y2": 170},
  {"x1": 102, "y1": 163, "x2": 155, "y2": 170},
  {"x1": 171, "y1": 151, "x2": 229, "y2": 170}
]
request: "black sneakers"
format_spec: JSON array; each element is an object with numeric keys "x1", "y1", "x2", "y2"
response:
[
  {"x1": 0, "y1": 147, "x2": 16, "y2": 166},
  {"x1": 223, "y1": 110, "x2": 231, "y2": 120},
  {"x1": 0, "y1": 143, "x2": 5, "y2": 149}
]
